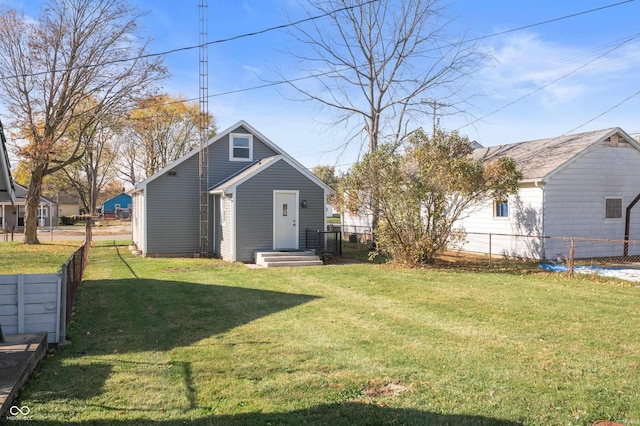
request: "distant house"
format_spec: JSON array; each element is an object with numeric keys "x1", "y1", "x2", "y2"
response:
[
  {"x1": 0, "y1": 119, "x2": 15, "y2": 205},
  {"x1": 0, "y1": 183, "x2": 56, "y2": 230},
  {"x1": 54, "y1": 192, "x2": 81, "y2": 217},
  {"x1": 457, "y1": 127, "x2": 640, "y2": 259},
  {"x1": 131, "y1": 120, "x2": 332, "y2": 262},
  {"x1": 102, "y1": 192, "x2": 132, "y2": 219}
]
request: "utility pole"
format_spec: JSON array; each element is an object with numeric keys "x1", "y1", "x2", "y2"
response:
[
  {"x1": 423, "y1": 100, "x2": 451, "y2": 136},
  {"x1": 198, "y1": 0, "x2": 209, "y2": 256}
]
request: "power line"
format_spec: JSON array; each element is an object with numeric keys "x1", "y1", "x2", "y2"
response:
[
  {"x1": 464, "y1": 0, "x2": 635, "y2": 45},
  {"x1": 183, "y1": 1, "x2": 638, "y2": 101},
  {"x1": 13, "y1": 0, "x2": 631, "y2": 136},
  {"x1": 1, "y1": 0, "x2": 632, "y2": 85},
  {"x1": 0, "y1": 0, "x2": 381, "y2": 82},
  {"x1": 562, "y1": 89, "x2": 640, "y2": 135},
  {"x1": 456, "y1": 32, "x2": 640, "y2": 131}
]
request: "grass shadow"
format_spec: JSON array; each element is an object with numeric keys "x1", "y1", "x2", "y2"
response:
[
  {"x1": 21, "y1": 277, "x2": 319, "y2": 410},
  {"x1": 11, "y1": 402, "x2": 524, "y2": 425},
  {"x1": 66, "y1": 278, "x2": 319, "y2": 355}
]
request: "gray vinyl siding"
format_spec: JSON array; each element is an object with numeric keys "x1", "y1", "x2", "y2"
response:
[
  {"x1": 207, "y1": 126, "x2": 279, "y2": 187},
  {"x1": 234, "y1": 159, "x2": 325, "y2": 262},
  {"x1": 143, "y1": 126, "x2": 278, "y2": 256},
  {"x1": 146, "y1": 154, "x2": 200, "y2": 255}
]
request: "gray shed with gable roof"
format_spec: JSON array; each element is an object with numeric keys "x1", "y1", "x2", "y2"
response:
[{"x1": 131, "y1": 121, "x2": 332, "y2": 262}]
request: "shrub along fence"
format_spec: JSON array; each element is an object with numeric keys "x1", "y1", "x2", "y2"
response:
[{"x1": 0, "y1": 223, "x2": 91, "y2": 344}]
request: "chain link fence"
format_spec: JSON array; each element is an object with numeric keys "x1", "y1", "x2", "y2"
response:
[
  {"x1": 340, "y1": 224, "x2": 373, "y2": 245},
  {"x1": 465, "y1": 231, "x2": 640, "y2": 269},
  {"x1": 331, "y1": 225, "x2": 640, "y2": 277}
]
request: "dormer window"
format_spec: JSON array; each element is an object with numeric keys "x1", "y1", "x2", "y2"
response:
[{"x1": 230, "y1": 133, "x2": 253, "y2": 162}]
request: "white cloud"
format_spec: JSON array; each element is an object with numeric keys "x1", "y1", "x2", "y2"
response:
[
  {"x1": 242, "y1": 65, "x2": 262, "y2": 75},
  {"x1": 477, "y1": 32, "x2": 640, "y2": 108}
]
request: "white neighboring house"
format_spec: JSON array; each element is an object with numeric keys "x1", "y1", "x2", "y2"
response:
[
  {"x1": 342, "y1": 127, "x2": 640, "y2": 260},
  {"x1": 458, "y1": 127, "x2": 640, "y2": 260}
]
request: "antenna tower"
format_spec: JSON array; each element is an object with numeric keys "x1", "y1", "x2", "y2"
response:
[{"x1": 198, "y1": 0, "x2": 209, "y2": 256}]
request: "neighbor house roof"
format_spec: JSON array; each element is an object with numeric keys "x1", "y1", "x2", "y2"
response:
[
  {"x1": 0, "y1": 119, "x2": 15, "y2": 203},
  {"x1": 8, "y1": 183, "x2": 54, "y2": 205},
  {"x1": 472, "y1": 127, "x2": 639, "y2": 182},
  {"x1": 53, "y1": 192, "x2": 80, "y2": 205}
]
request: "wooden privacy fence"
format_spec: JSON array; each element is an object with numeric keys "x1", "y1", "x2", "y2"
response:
[
  {"x1": 0, "y1": 273, "x2": 62, "y2": 343},
  {"x1": 0, "y1": 223, "x2": 91, "y2": 344}
]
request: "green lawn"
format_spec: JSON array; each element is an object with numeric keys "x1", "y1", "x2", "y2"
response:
[
  {"x1": 14, "y1": 241, "x2": 640, "y2": 425},
  {"x1": 0, "y1": 241, "x2": 82, "y2": 273}
]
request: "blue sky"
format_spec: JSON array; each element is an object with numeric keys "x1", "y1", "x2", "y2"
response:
[{"x1": 4, "y1": 0, "x2": 640, "y2": 170}]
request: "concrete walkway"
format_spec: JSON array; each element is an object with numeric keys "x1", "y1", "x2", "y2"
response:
[{"x1": 0, "y1": 333, "x2": 47, "y2": 417}]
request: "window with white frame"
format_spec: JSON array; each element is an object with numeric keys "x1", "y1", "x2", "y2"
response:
[
  {"x1": 494, "y1": 199, "x2": 509, "y2": 218},
  {"x1": 229, "y1": 133, "x2": 253, "y2": 161},
  {"x1": 605, "y1": 197, "x2": 622, "y2": 220}
]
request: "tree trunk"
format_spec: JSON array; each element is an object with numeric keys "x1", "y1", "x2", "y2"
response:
[
  {"x1": 89, "y1": 167, "x2": 99, "y2": 216},
  {"x1": 23, "y1": 165, "x2": 46, "y2": 244}
]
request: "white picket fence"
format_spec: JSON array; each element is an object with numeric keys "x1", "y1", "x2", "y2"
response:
[{"x1": 0, "y1": 273, "x2": 62, "y2": 344}]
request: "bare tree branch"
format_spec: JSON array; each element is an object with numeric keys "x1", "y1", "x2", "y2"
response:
[{"x1": 0, "y1": 0, "x2": 166, "y2": 243}]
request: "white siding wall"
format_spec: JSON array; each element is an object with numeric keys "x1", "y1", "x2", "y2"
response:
[
  {"x1": 341, "y1": 209, "x2": 373, "y2": 246},
  {"x1": 457, "y1": 186, "x2": 544, "y2": 259},
  {"x1": 543, "y1": 140, "x2": 640, "y2": 258},
  {"x1": 132, "y1": 190, "x2": 145, "y2": 251},
  {"x1": 459, "y1": 139, "x2": 640, "y2": 260}
]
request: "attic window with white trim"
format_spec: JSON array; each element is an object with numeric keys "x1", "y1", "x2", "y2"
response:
[
  {"x1": 605, "y1": 197, "x2": 622, "y2": 220},
  {"x1": 230, "y1": 133, "x2": 253, "y2": 162}
]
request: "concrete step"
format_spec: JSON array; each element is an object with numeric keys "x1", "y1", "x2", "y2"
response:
[
  {"x1": 261, "y1": 255, "x2": 319, "y2": 263},
  {"x1": 255, "y1": 250, "x2": 322, "y2": 267},
  {"x1": 256, "y1": 250, "x2": 315, "y2": 260},
  {"x1": 262, "y1": 260, "x2": 324, "y2": 267}
]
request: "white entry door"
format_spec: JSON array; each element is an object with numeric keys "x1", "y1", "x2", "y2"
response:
[{"x1": 273, "y1": 191, "x2": 299, "y2": 250}]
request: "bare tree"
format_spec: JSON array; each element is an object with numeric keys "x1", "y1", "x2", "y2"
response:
[
  {"x1": 0, "y1": 0, "x2": 165, "y2": 243},
  {"x1": 284, "y1": 0, "x2": 483, "y2": 236},
  {"x1": 60, "y1": 113, "x2": 121, "y2": 215}
]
